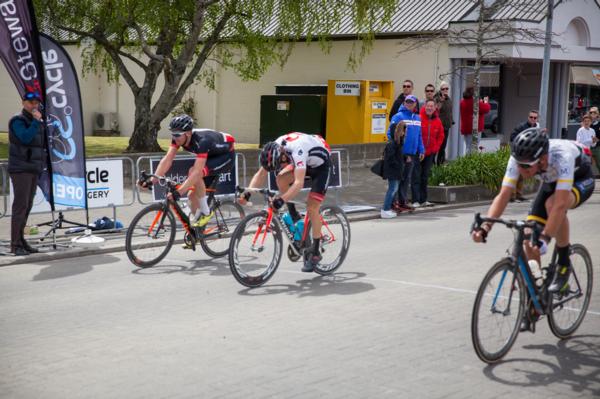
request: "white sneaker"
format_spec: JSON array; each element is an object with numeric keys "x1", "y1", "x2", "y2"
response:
[
  {"x1": 412, "y1": 202, "x2": 421, "y2": 208},
  {"x1": 423, "y1": 201, "x2": 434, "y2": 207},
  {"x1": 380, "y1": 209, "x2": 397, "y2": 219}
]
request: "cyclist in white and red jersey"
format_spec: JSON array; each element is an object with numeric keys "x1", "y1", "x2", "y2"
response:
[
  {"x1": 472, "y1": 128, "x2": 595, "y2": 302},
  {"x1": 240, "y1": 132, "x2": 332, "y2": 272},
  {"x1": 147, "y1": 114, "x2": 235, "y2": 228}
]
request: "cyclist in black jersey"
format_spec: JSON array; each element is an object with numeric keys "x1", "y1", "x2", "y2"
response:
[{"x1": 146, "y1": 115, "x2": 235, "y2": 228}]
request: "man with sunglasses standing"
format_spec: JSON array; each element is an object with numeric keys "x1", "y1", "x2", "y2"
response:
[
  {"x1": 145, "y1": 114, "x2": 236, "y2": 230},
  {"x1": 389, "y1": 79, "x2": 419, "y2": 120},
  {"x1": 8, "y1": 92, "x2": 45, "y2": 256},
  {"x1": 509, "y1": 110, "x2": 540, "y2": 202},
  {"x1": 434, "y1": 81, "x2": 453, "y2": 165},
  {"x1": 472, "y1": 128, "x2": 595, "y2": 330}
]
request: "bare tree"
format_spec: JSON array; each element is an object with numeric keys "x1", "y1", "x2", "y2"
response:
[{"x1": 398, "y1": 0, "x2": 551, "y2": 153}]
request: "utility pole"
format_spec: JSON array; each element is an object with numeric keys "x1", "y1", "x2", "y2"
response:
[{"x1": 538, "y1": 0, "x2": 553, "y2": 131}]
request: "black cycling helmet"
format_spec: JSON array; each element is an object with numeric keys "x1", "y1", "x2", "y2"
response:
[
  {"x1": 260, "y1": 141, "x2": 282, "y2": 171},
  {"x1": 511, "y1": 127, "x2": 549, "y2": 163},
  {"x1": 169, "y1": 114, "x2": 193, "y2": 135}
]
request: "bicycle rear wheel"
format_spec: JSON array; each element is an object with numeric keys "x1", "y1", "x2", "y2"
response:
[
  {"x1": 471, "y1": 258, "x2": 525, "y2": 363},
  {"x1": 305, "y1": 206, "x2": 351, "y2": 275},
  {"x1": 228, "y1": 211, "x2": 283, "y2": 288},
  {"x1": 548, "y1": 244, "x2": 593, "y2": 339},
  {"x1": 125, "y1": 203, "x2": 176, "y2": 268},
  {"x1": 199, "y1": 200, "x2": 245, "y2": 258}
]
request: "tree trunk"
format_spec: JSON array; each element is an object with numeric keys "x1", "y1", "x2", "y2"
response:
[
  {"x1": 471, "y1": 0, "x2": 485, "y2": 154},
  {"x1": 125, "y1": 94, "x2": 163, "y2": 153}
]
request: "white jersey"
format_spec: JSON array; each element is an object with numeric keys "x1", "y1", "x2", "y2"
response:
[
  {"x1": 502, "y1": 139, "x2": 589, "y2": 191},
  {"x1": 275, "y1": 132, "x2": 331, "y2": 170}
]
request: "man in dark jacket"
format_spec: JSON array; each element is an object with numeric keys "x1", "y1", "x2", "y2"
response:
[
  {"x1": 433, "y1": 81, "x2": 453, "y2": 165},
  {"x1": 8, "y1": 92, "x2": 45, "y2": 255},
  {"x1": 509, "y1": 110, "x2": 539, "y2": 202},
  {"x1": 389, "y1": 79, "x2": 419, "y2": 120}
]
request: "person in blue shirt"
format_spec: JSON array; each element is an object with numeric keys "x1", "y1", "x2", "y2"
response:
[
  {"x1": 387, "y1": 95, "x2": 424, "y2": 211},
  {"x1": 8, "y1": 92, "x2": 45, "y2": 256}
]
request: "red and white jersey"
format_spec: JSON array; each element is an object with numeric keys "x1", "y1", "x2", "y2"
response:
[{"x1": 275, "y1": 132, "x2": 331, "y2": 170}]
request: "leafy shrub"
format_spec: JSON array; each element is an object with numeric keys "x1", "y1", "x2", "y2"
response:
[{"x1": 429, "y1": 146, "x2": 511, "y2": 191}]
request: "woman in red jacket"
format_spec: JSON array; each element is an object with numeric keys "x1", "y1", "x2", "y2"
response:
[
  {"x1": 412, "y1": 99, "x2": 445, "y2": 207},
  {"x1": 460, "y1": 86, "x2": 490, "y2": 153}
]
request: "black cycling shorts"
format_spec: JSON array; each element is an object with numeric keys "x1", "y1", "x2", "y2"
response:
[
  {"x1": 305, "y1": 157, "x2": 331, "y2": 202},
  {"x1": 200, "y1": 150, "x2": 235, "y2": 188},
  {"x1": 527, "y1": 164, "x2": 595, "y2": 225}
]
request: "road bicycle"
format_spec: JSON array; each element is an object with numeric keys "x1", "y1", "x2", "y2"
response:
[
  {"x1": 470, "y1": 213, "x2": 593, "y2": 364},
  {"x1": 125, "y1": 171, "x2": 244, "y2": 267},
  {"x1": 228, "y1": 187, "x2": 351, "y2": 288}
]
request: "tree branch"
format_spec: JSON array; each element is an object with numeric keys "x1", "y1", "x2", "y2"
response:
[{"x1": 131, "y1": 21, "x2": 164, "y2": 63}]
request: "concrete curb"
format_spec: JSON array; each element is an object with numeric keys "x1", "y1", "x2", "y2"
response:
[{"x1": 0, "y1": 199, "x2": 493, "y2": 267}]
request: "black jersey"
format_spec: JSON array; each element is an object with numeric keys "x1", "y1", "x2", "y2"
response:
[{"x1": 171, "y1": 129, "x2": 235, "y2": 158}]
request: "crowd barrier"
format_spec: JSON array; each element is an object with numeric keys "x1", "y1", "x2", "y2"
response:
[{"x1": 0, "y1": 148, "x2": 350, "y2": 226}]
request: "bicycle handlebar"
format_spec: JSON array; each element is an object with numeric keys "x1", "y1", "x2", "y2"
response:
[
  {"x1": 473, "y1": 212, "x2": 539, "y2": 230},
  {"x1": 236, "y1": 186, "x2": 277, "y2": 198},
  {"x1": 138, "y1": 171, "x2": 178, "y2": 191}
]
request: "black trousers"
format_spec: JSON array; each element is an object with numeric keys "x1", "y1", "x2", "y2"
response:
[{"x1": 10, "y1": 172, "x2": 38, "y2": 250}]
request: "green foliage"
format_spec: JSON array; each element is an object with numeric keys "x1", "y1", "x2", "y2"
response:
[
  {"x1": 429, "y1": 146, "x2": 511, "y2": 191},
  {"x1": 33, "y1": 0, "x2": 396, "y2": 151}
]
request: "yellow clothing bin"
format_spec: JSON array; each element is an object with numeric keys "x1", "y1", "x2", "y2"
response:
[{"x1": 325, "y1": 80, "x2": 394, "y2": 145}]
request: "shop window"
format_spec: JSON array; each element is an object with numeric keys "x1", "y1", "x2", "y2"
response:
[{"x1": 568, "y1": 66, "x2": 600, "y2": 124}]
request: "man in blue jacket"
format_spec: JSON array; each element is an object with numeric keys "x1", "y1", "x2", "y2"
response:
[
  {"x1": 8, "y1": 92, "x2": 45, "y2": 255},
  {"x1": 388, "y1": 95, "x2": 424, "y2": 211}
]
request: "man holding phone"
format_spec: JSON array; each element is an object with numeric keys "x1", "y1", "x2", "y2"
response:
[{"x1": 8, "y1": 92, "x2": 45, "y2": 256}]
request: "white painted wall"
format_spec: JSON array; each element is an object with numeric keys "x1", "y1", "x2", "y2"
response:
[{"x1": 0, "y1": 38, "x2": 450, "y2": 144}]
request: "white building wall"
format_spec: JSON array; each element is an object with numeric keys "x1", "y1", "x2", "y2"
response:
[{"x1": 0, "y1": 38, "x2": 451, "y2": 144}]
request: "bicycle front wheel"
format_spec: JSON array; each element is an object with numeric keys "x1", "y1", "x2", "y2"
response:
[
  {"x1": 471, "y1": 258, "x2": 525, "y2": 363},
  {"x1": 547, "y1": 244, "x2": 593, "y2": 339},
  {"x1": 228, "y1": 211, "x2": 283, "y2": 288},
  {"x1": 125, "y1": 203, "x2": 177, "y2": 268},
  {"x1": 306, "y1": 205, "x2": 351, "y2": 275},
  {"x1": 199, "y1": 200, "x2": 245, "y2": 258}
]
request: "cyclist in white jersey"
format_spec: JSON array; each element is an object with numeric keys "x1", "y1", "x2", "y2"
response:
[
  {"x1": 472, "y1": 128, "x2": 595, "y2": 303},
  {"x1": 240, "y1": 132, "x2": 332, "y2": 272}
]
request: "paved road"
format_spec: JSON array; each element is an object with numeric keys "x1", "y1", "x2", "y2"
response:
[{"x1": 1, "y1": 198, "x2": 599, "y2": 398}]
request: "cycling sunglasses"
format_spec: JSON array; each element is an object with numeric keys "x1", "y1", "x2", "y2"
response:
[
  {"x1": 517, "y1": 159, "x2": 540, "y2": 169},
  {"x1": 23, "y1": 92, "x2": 41, "y2": 101}
]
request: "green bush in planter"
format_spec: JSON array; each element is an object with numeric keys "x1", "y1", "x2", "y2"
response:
[{"x1": 429, "y1": 146, "x2": 511, "y2": 191}]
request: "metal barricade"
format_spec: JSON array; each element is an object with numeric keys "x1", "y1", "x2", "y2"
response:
[{"x1": 0, "y1": 156, "x2": 136, "y2": 225}]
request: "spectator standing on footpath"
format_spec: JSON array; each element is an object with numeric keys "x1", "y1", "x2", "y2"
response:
[
  {"x1": 381, "y1": 122, "x2": 406, "y2": 219},
  {"x1": 459, "y1": 87, "x2": 490, "y2": 152},
  {"x1": 8, "y1": 92, "x2": 45, "y2": 256},
  {"x1": 434, "y1": 81, "x2": 453, "y2": 165},
  {"x1": 389, "y1": 79, "x2": 419, "y2": 120},
  {"x1": 576, "y1": 113, "x2": 597, "y2": 149},
  {"x1": 419, "y1": 84, "x2": 436, "y2": 109},
  {"x1": 413, "y1": 99, "x2": 444, "y2": 207},
  {"x1": 388, "y1": 95, "x2": 424, "y2": 211},
  {"x1": 509, "y1": 110, "x2": 539, "y2": 202},
  {"x1": 588, "y1": 106, "x2": 600, "y2": 173}
]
